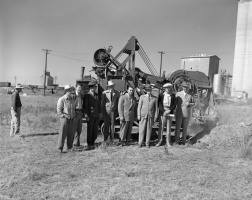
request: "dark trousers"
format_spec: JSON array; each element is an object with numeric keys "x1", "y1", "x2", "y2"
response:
[
  {"x1": 175, "y1": 116, "x2": 189, "y2": 143},
  {"x1": 58, "y1": 117, "x2": 74, "y2": 150},
  {"x1": 87, "y1": 115, "x2": 99, "y2": 146},
  {"x1": 73, "y1": 111, "x2": 83, "y2": 146},
  {"x1": 120, "y1": 120, "x2": 133, "y2": 143},
  {"x1": 103, "y1": 111, "x2": 115, "y2": 141}
]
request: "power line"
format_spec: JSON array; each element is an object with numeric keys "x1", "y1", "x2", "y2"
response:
[
  {"x1": 50, "y1": 53, "x2": 93, "y2": 62},
  {"x1": 52, "y1": 50, "x2": 92, "y2": 55}
]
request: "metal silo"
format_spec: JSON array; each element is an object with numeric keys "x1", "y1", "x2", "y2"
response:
[
  {"x1": 242, "y1": 1, "x2": 252, "y2": 97},
  {"x1": 232, "y1": 0, "x2": 249, "y2": 95},
  {"x1": 213, "y1": 74, "x2": 224, "y2": 94}
]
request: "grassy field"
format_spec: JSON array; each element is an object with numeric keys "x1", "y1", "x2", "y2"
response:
[{"x1": 0, "y1": 92, "x2": 252, "y2": 200}]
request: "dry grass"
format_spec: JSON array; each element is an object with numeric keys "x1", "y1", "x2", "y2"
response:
[
  {"x1": 0, "y1": 93, "x2": 60, "y2": 134},
  {"x1": 1, "y1": 94, "x2": 252, "y2": 199}
]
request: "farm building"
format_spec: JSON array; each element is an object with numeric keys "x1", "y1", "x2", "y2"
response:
[
  {"x1": 40, "y1": 71, "x2": 54, "y2": 86},
  {"x1": 181, "y1": 55, "x2": 220, "y2": 85},
  {"x1": 0, "y1": 82, "x2": 11, "y2": 87}
]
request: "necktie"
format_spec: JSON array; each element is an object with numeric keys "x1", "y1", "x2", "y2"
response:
[{"x1": 110, "y1": 91, "x2": 113, "y2": 101}]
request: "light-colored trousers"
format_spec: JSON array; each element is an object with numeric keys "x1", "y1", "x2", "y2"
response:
[
  {"x1": 120, "y1": 120, "x2": 133, "y2": 143},
  {"x1": 139, "y1": 116, "x2": 154, "y2": 146},
  {"x1": 58, "y1": 117, "x2": 74, "y2": 150},
  {"x1": 157, "y1": 115, "x2": 172, "y2": 145},
  {"x1": 175, "y1": 116, "x2": 189, "y2": 143},
  {"x1": 73, "y1": 111, "x2": 83, "y2": 146},
  {"x1": 10, "y1": 107, "x2": 21, "y2": 136}
]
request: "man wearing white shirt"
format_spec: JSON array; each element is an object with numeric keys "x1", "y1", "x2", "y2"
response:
[
  {"x1": 156, "y1": 83, "x2": 176, "y2": 147},
  {"x1": 175, "y1": 81, "x2": 195, "y2": 145},
  {"x1": 73, "y1": 85, "x2": 84, "y2": 147},
  {"x1": 57, "y1": 85, "x2": 76, "y2": 153}
]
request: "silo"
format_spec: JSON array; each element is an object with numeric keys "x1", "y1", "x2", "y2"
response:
[
  {"x1": 242, "y1": 1, "x2": 252, "y2": 97},
  {"x1": 231, "y1": 0, "x2": 249, "y2": 95}
]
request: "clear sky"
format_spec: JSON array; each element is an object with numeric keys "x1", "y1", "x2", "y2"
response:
[{"x1": 0, "y1": 0, "x2": 238, "y2": 86}]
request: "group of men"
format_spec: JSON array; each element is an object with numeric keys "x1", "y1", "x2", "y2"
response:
[{"x1": 56, "y1": 79, "x2": 194, "y2": 153}]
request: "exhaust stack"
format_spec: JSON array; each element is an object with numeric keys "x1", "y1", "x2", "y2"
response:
[{"x1": 81, "y1": 66, "x2": 85, "y2": 79}]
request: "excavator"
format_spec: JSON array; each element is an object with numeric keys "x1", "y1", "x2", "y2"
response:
[{"x1": 78, "y1": 36, "x2": 216, "y2": 141}]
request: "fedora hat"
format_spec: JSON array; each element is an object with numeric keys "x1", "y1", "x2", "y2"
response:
[
  {"x1": 144, "y1": 84, "x2": 152, "y2": 90},
  {"x1": 15, "y1": 83, "x2": 24, "y2": 89},
  {"x1": 64, "y1": 84, "x2": 73, "y2": 91},
  {"x1": 88, "y1": 81, "x2": 97, "y2": 87},
  {"x1": 107, "y1": 80, "x2": 115, "y2": 87},
  {"x1": 163, "y1": 83, "x2": 173, "y2": 88},
  {"x1": 181, "y1": 81, "x2": 189, "y2": 88}
]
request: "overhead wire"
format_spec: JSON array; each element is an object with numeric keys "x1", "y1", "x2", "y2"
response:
[{"x1": 50, "y1": 53, "x2": 93, "y2": 62}]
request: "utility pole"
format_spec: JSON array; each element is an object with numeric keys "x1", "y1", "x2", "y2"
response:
[
  {"x1": 14, "y1": 76, "x2": 17, "y2": 86},
  {"x1": 158, "y1": 51, "x2": 165, "y2": 77},
  {"x1": 42, "y1": 49, "x2": 52, "y2": 96}
]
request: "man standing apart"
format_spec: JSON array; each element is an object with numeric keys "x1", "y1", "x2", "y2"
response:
[
  {"x1": 83, "y1": 81, "x2": 101, "y2": 147},
  {"x1": 73, "y1": 84, "x2": 84, "y2": 148},
  {"x1": 101, "y1": 80, "x2": 120, "y2": 143},
  {"x1": 137, "y1": 84, "x2": 158, "y2": 148},
  {"x1": 10, "y1": 83, "x2": 24, "y2": 137},
  {"x1": 175, "y1": 81, "x2": 195, "y2": 145},
  {"x1": 156, "y1": 83, "x2": 176, "y2": 147},
  {"x1": 57, "y1": 85, "x2": 76, "y2": 153},
  {"x1": 118, "y1": 86, "x2": 136, "y2": 146}
]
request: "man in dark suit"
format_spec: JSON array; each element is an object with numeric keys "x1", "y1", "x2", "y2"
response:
[
  {"x1": 156, "y1": 83, "x2": 176, "y2": 147},
  {"x1": 137, "y1": 84, "x2": 158, "y2": 148},
  {"x1": 175, "y1": 81, "x2": 195, "y2": 145},
  {"x1": 83, "y1": 81, "x2": 101, "y2": 147},
  {"x1": 101, "y1": 80, "x2": 120, "y2": 143},
  {"x1": 118, "y1": 85, "x2": 137, "y2": 146}
]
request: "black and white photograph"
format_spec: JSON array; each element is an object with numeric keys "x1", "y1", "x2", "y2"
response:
[{"x1": 0, "y1": 0, "x2": 252, "y2": 199}]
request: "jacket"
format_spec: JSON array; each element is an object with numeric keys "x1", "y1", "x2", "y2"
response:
[
  {"x1": 118, "y1": 93, "x2": 136, "y2": 122},
  {"x1": 101, "y1": 89, "x2": 120, "y2": 115},
  {"x1": 158, "y1": 92, "x2": 176, "y2": 115},
  {"x1": 175, "y1": 91, "x2": 194, "y2": 118},
  {"x1": 83, "y1": 91, "x2": 101, "y2": 118},
  {"x1": 137, "y1": 94, "x2": 158, "y2": 119}
]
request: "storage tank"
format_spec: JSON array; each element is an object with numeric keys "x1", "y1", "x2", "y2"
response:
[{"x1": 213, "y1": 74, "x2": 224, "y2": 94}]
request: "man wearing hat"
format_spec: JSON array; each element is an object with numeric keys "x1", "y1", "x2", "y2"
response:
[
  {"x1": 137, "y1": 84, "x2": 158, "y2": 148},
  {"x1": 83, "y1": 81, "x2": 101, "y2": 147},
  {"x1": 57, "y1": 85, "x2": 76, "y2": 153},
  {"x1": 10, "y1": 83, "x2": 24, "y2": 137},
  {"x1": 175, "y1": 81, "x2": 195, "y2": 145},
  {"x1": 101, "y1": 80, "x2": 120, "y2": 143},
  {"x1": 156, "y1": 83, "x2": 176, "y2": 147}
]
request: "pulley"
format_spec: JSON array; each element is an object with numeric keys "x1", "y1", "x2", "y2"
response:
[{"x1": 93, "y1": 49, "x2": 110, "y2": 67}]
